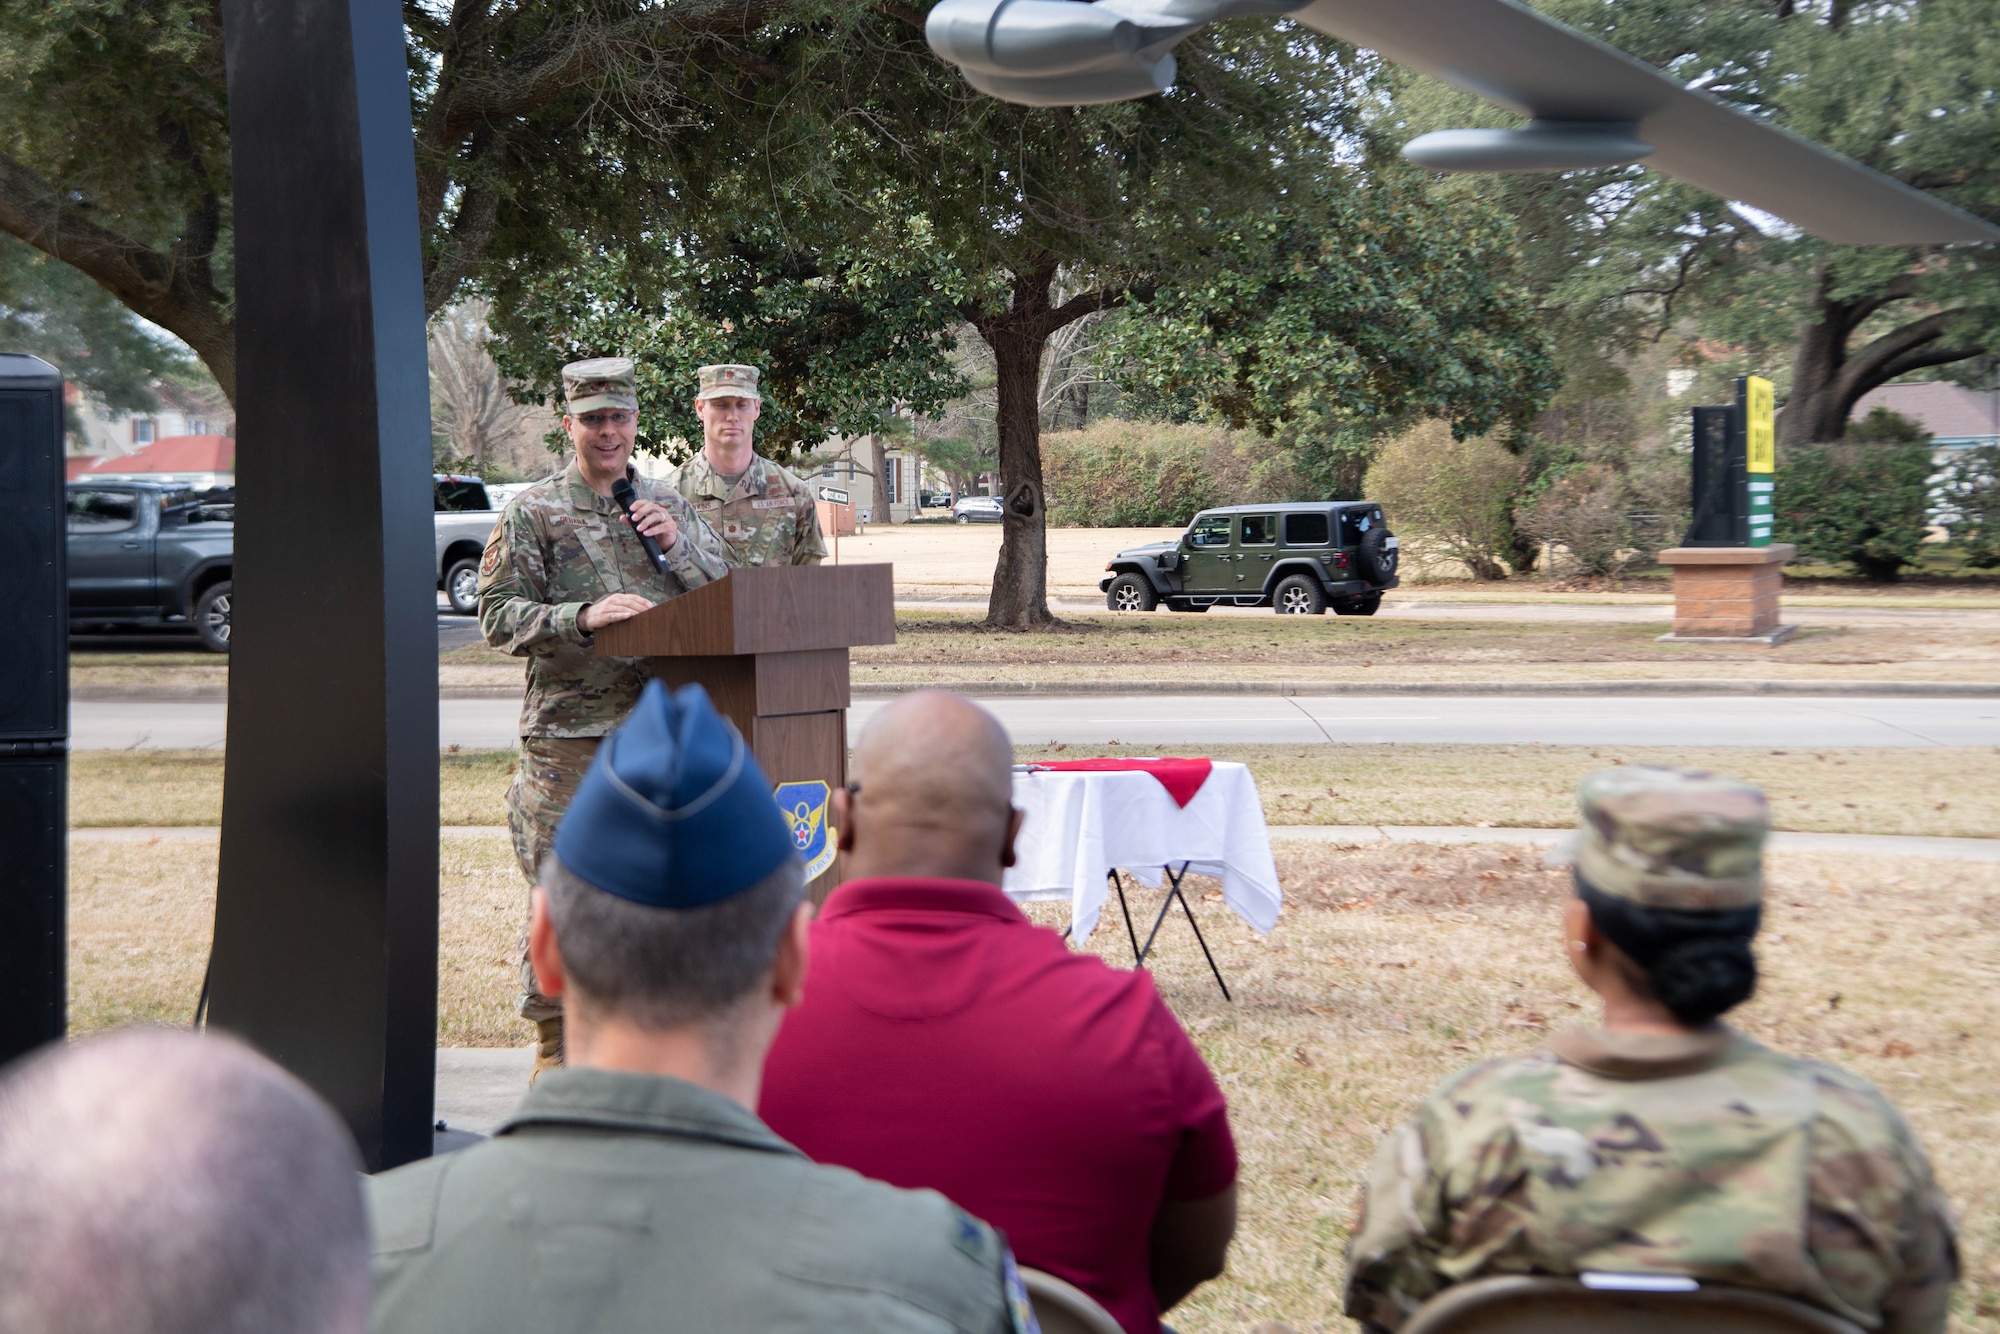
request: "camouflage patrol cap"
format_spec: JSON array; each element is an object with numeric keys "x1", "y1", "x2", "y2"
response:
[
  {"x1": 1571, "y1": 766, "x2": 1768, "y2": 911},
  {"x1": 562, "y1": 357, "x2": 638, "y2": 415},
  {"x1": 696, "y1": 363, "x2": 762, "y2": 402}
]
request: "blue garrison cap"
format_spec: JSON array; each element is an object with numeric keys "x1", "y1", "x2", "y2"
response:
[{"x1": 553, "y1": 681, "x2": 796, "y2": 908}]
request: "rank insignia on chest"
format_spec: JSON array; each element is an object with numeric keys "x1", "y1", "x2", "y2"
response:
[{"x1": 773, "y1": 780, "x2": 835, "y2": 880}]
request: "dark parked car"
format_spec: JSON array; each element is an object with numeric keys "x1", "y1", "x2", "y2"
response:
[
  {"x1": 1099, "y1": 501, "x2": 1399, "y2": 616},
  {"x1": 67, "y1": 482, "x2": 236, "y2": 651}
]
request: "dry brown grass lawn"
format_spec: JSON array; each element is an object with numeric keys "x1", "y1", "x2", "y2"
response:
[
  {"x1": 72, "y1": 744, "x2": 1999, "y2": 839},
  {"x1": 849, "y1": 611, "x2": 2000, "y2": 685},
  {"x1": 67, "y1": 839, "x2": 2000, "y2": 1330}
]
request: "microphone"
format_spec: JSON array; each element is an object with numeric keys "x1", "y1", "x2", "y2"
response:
[{"x1": 609, "y1": 477, "x2": 671, "y2": 574}]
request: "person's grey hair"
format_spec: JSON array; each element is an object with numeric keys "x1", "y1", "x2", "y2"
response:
[
  {"x1": 0, "y1": 1028, "x2": 369, "y2": 1334},
  {"x1": 541, "y1": 852, "x2": 807, "y2": 1030}
]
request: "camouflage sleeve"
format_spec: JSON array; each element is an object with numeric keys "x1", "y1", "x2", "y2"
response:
[
  {"x1": 793, "y1": 483, "x2": 828, "y2": 565},
  {"x1": 476, "y1": 503, "x2": 589, "y2": 655},
  {"x1": 661, "y1": 491, "x2": 731, "y2": 587},
  {"x1": 1808, "y1": 1069, "x2": 1959, "y2": 1334},
  {"x1": 1343, "y1": 1111, "x2": 1454, "y2": 1332}
]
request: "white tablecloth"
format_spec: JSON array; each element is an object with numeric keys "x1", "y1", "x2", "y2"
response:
[{"x1": 1003, "y1": 762, "x2": 1282, "y2": 944}]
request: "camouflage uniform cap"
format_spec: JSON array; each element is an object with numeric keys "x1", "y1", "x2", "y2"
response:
[
  {"x1": 1568, "y1": 766, "x2": 1767, "y2": 911},
  {"x1": 563, "y1": 357, "x2": 638, "y2": 415},
  {"x1": 696, "y1": 363, "x2": 762, "y2": 402}
]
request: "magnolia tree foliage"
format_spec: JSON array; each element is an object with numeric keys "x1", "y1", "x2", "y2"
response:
[
  {"x1": 1106, "y1": 173, "x2": 1556, "y2": 440},
  {"x1": 486, "y1": 213, "x2": 971, "y2": 463}
]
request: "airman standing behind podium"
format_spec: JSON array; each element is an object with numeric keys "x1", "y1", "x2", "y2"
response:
[
  {"x1": 477, "y1": 356, "x2": 731, "y2": 1083},
  {"x1": 669, "y1": 363, "x2": 829, "y2": 568}
]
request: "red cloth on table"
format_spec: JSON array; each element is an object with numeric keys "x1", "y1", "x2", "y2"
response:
[
  {"x1": 1035, "y1": 757, "x2": 1214, "y2": 807},
  {"x1": 759, "y1": 877, "x2": 1238, "y2": 1334}
]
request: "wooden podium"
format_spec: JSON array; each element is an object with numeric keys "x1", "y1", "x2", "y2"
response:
[{"x1": 593, "y1": 563, "x2": 894, "y2": 895}]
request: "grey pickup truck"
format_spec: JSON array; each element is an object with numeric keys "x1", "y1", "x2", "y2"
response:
[
  {"x1": 66, "y1": 482, "x2": 236, "y2": 651},
  {"x1": 433, "y1": 473, "x2": 501, "y2": 616}
]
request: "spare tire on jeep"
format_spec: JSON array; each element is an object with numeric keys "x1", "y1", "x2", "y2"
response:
[{"x1": 1360, "y1": 526, "x2": 1398, "y2": 583}]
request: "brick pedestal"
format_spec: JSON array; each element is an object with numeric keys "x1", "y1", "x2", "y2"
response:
[{"x1": 1657, "y1": 544, "x2": 1797, "y2": 644}]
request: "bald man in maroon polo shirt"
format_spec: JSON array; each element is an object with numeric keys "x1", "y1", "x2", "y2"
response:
[{"x1": 759, "y1": 691, "x2": 1239, "y2": 1334}]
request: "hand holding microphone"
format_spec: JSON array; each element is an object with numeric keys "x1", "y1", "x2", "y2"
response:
[{"x1": 610, "y1": 477, "x2": 678, "y2": 574}]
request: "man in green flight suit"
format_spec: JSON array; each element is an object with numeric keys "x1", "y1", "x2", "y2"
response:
[
  {"x1": 366, "y1": 683, "x2": 1038, "y2": 1334},
  {"x1": 669, "y1": 363, "x2": 829, "y2": 567},
  {"x1": 477, "y1": 356, "x2": 731, "y2": 1082}
]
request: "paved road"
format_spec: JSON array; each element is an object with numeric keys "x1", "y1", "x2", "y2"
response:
[{"x1": 70, "y1": 692, "x2": 2000, "y2": 750}]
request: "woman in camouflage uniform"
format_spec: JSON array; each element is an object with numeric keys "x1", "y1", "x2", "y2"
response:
[{"x1": 1344, "y1": 767, "x2": 1958, "y2": 1333}]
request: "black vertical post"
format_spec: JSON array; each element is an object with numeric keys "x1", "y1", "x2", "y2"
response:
[
  {"x1": 1685, "y1": 403, "x2": 1748, "y2": 548},
  {"x1": 0, "y1": 354, "x2": 68, "y2": 1064},
  {"x1": 211, "y1": 0, "x2": 438, "y2": 1169}
]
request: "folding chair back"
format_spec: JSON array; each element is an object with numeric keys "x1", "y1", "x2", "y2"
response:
[
  {"x1": 1403, "y1": 1275, "x2": 1868, "y2": 1334},
  {"x1": 1018, "y1": 1266, "x2": 1124, "y2": 1334}
]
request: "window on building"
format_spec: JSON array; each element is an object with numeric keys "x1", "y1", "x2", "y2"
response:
[
  {"x1": 132, "y1": 419, "x2": 156, "y2": 445},
  {"x1": 885, "y1": 455, "x2": 900, "y2": 504}
]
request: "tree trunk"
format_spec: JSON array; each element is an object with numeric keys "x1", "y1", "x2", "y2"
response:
[
  {"x1": 1779, "y1": 264, "x2": 1986, "y2": 449},
  {"x1": 983, "y1": 318, "x2": 1055, "y2": 627},
  {"x1": 869, "y1": 435, "x2": 892, "y2": 524},
  {"x1": 1779, "y1": 286, "x2": 1858, "y2": 448}
]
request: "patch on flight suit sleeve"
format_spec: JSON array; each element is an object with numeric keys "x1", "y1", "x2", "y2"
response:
[
  {"x1": 1002, "y1": 1249, "x2": 1042, "y2": 1334},
  {"x1": 951, "y1": 1208, "x2": 990, "y2": 1264},
  {"x1": 479, "y1": 535, "x2": 502, "y2": 576}
]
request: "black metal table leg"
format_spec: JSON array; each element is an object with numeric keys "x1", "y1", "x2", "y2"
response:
[
  {"x1": 1111, "y1": 869, "x2": 1142, "y2": 964},
  {"x1": 1134, "y1": 863, "x2": 1231, "y2": 1001}
]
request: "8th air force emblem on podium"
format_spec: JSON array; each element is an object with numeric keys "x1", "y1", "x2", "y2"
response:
[{"x1": 774, "y1": 780, "x2": 837, "y2": 881}]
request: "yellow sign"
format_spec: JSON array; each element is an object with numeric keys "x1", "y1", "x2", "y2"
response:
[{"x1": 1745, "y1": 375, "x2": 1775, "y2": 474}]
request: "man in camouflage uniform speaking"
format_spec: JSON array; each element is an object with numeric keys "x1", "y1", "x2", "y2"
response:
[
  {"x1": 668, "y1": 363, "x2": 829, "y2": 567},
  {"x1": 1343, "y1": 766, "x2": 1957, "y2": 1333},
  {"x1": 476, "y1": 356, "x2": 731, "y2": 1080}
]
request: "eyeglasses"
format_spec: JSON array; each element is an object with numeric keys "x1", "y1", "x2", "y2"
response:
[{"x1": 577, "y1": 411, "x2": 634, "y2": 427}]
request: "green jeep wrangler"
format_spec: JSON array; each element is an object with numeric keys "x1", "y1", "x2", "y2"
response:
[{"x1": 1099, "y1": 502, "x2": 1399, "y2": 615}]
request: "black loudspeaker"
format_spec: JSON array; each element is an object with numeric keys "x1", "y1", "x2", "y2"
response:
[
  {"x1": 1684, "y1": 403, "x2": 1747, "y2": 547},
  {"x1": 0, "y1": 352, "x2": 68, "y2": 1064}
]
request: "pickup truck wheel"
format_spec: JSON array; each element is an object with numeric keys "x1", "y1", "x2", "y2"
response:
[
  {"x1": 446, "y1": 557, "x2": 481, "y2": 615},
  {"x1": 1106, "y1": 573, "x2": 1158, "y2": 612},
  {"x1": 1273, "y1": 575, "x2": 1327, "y2": 615},
  {"x1": 1333, "y1": 593, "x2": 1383, "y2": 617},
  {"x1": 194, "y1": 581, "x2": 233, "y2": 653}
]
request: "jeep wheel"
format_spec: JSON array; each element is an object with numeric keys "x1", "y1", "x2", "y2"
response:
[
  {"x1": 446, "y1": 557, "x2": 481, "y2": 615},
  {"x1": 1334, "y1": 593, "x2": 1382, "y2": 617},
  {"x1": 194, "y1": 581, "x2": 233, "y2": 653},
  {"x1": 1106, "y1": 573, "x2": 1158, "y2": 612},
  {"x1": 1273, "y1": 575, "x2": 1326, "y2": 615},
  {"x1": 1360, "y1": 527, "x2": 1399, "y2": 582}
]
